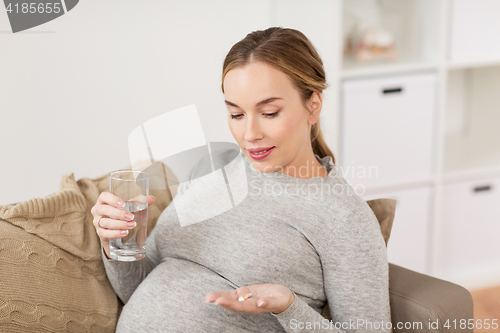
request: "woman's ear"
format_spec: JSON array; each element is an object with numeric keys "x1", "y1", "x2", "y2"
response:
[{"x1": 307, "y1": 92, "x2": 323, "y2": 125}]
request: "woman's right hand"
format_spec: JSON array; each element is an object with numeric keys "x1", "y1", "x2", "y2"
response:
[{"x1": 91, "y1": 191, "x2": 156, "y2": 259}]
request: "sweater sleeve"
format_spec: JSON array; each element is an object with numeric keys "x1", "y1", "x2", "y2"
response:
[
  {"x1": 270, "y1": 202, "x2": 392, "y2": 332},
  {"x1": 101, "y1": 222, "x2": 163, "y2": 305},
  {"x1": 100, "y1": 150, "x2": 221, "y2": 305}
]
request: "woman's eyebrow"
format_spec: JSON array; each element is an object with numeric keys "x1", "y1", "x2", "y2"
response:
[{"x1": 225, "y1": 97, "x2": 283, "y2": 109}]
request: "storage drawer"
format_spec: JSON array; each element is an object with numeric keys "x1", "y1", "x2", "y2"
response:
[
  {"x1": 341, "y1": 72, "x2": 437, "y2": 188},
  {"x1": 450, "y1": 0, "x2": 500, "y2": 63},
  {"x1": 362, "y1": 186, "x2": 432, "y2": 275},
  {"x1": 436, "y1": 176, "x2": 500, "y2": 279}
]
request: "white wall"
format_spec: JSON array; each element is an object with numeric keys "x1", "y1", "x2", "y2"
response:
[
  {"x1": 0, "y1": 0, "x2": 339, "y2": 205},
  {"x1": 0, "y1": 1, "x2": 267, "y2": 204}
]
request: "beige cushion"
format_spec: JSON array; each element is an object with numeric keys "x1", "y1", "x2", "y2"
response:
[
  {"x1": 320, "y1": 198, "x2": 397, "y2": 321},
  {"x1": 367, "y1": 198, "x2": 397, "y2": 247},
  {"x1": 0, "y1": 163, "x2": 175, "y2": 332}
]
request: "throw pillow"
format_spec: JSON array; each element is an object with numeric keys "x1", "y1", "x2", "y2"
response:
[{"x1": 0, "y1": 162, "x2": 176, "y2": 332}]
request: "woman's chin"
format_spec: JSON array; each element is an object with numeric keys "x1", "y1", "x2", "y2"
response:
[{"x1": 250, "y1": 161, "x2": 275, "y2": 173}]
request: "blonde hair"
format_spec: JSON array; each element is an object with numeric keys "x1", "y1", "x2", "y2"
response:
[{"x1": 221, "y1": 27, "x2": 335, "y2": 164}]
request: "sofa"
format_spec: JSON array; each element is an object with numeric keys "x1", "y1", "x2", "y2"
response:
[{"x1": 0, "y1": 162, "x2": 474, "y2": 332}]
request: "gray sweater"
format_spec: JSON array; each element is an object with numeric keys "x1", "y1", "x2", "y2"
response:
[{"x1": 102, "y1": 148, "x2": 391, "y2": 332}]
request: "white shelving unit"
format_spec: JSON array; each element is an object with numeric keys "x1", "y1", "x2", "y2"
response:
[{"x1": 274, "y1": 0, "x2": 500, "y2": 290}]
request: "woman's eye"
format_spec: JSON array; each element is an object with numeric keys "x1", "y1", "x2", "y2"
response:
[
  {"x1": 264, "y1": 112, "x2": 279, "y2": 118},
  {"x1": 230, "y1": 112, "x2": 279, "y2": 120}
]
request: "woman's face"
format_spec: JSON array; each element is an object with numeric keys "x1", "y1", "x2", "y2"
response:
[{"x1": 224, "y1": 61, "x2": 322, "y2": 175}]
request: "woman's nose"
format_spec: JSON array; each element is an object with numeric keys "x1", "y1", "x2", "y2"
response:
[{"x1": 244, "y1": 115, "x2": 263, "y2": 142}]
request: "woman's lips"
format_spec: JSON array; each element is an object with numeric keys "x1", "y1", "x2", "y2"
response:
[
  {"x1": 248, "y1": 147, "x2": 275, "y2": 160},
  {"x1": 247, "y1": 146, "x2": 274, "y2": 153}
]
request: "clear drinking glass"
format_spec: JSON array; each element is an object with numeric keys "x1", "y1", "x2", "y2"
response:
[{"x1": 109, "y1": 170, "x2": 149, "y2": 261}]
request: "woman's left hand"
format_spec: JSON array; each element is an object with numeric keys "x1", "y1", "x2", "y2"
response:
[{"x1": 205, "y1": 283, "x2": 294, "y2": 315}]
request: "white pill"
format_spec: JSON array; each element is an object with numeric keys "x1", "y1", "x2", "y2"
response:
[{"x1": 238, "y1": 296, "x2": 244, "y2": 302}]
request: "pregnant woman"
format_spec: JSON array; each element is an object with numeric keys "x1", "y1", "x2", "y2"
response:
[{"x1": 91, "y1": 27, "x2": 391, "y2": 332}]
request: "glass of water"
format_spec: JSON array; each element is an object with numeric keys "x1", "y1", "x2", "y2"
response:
[{"x1": 109, "y1": 169, "x2": 149, "y2": 261}]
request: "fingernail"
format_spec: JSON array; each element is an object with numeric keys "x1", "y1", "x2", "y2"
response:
[
  {"x1": 117, "y1": 200, "x2": 125, "y2": 207},
  {"x1": 127, "y1": 221, "x2": 136, "y2": 227},
  {"x1": 121, "y1": 230, "x2": 128, "y2": 235},
  {"x1": 258, "y1": 301, "x2": 265, "y2": 307},
  {"x1": 151, "y1": 195, "x2": 156, "y2": 200},
  {"x1": 125, "y1": 213, "x2": 134, "y2": 220}
]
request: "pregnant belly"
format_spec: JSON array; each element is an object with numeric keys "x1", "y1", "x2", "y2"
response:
[{"x1": 115, "y1": 257, "x2": 285, "y2": 333}]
